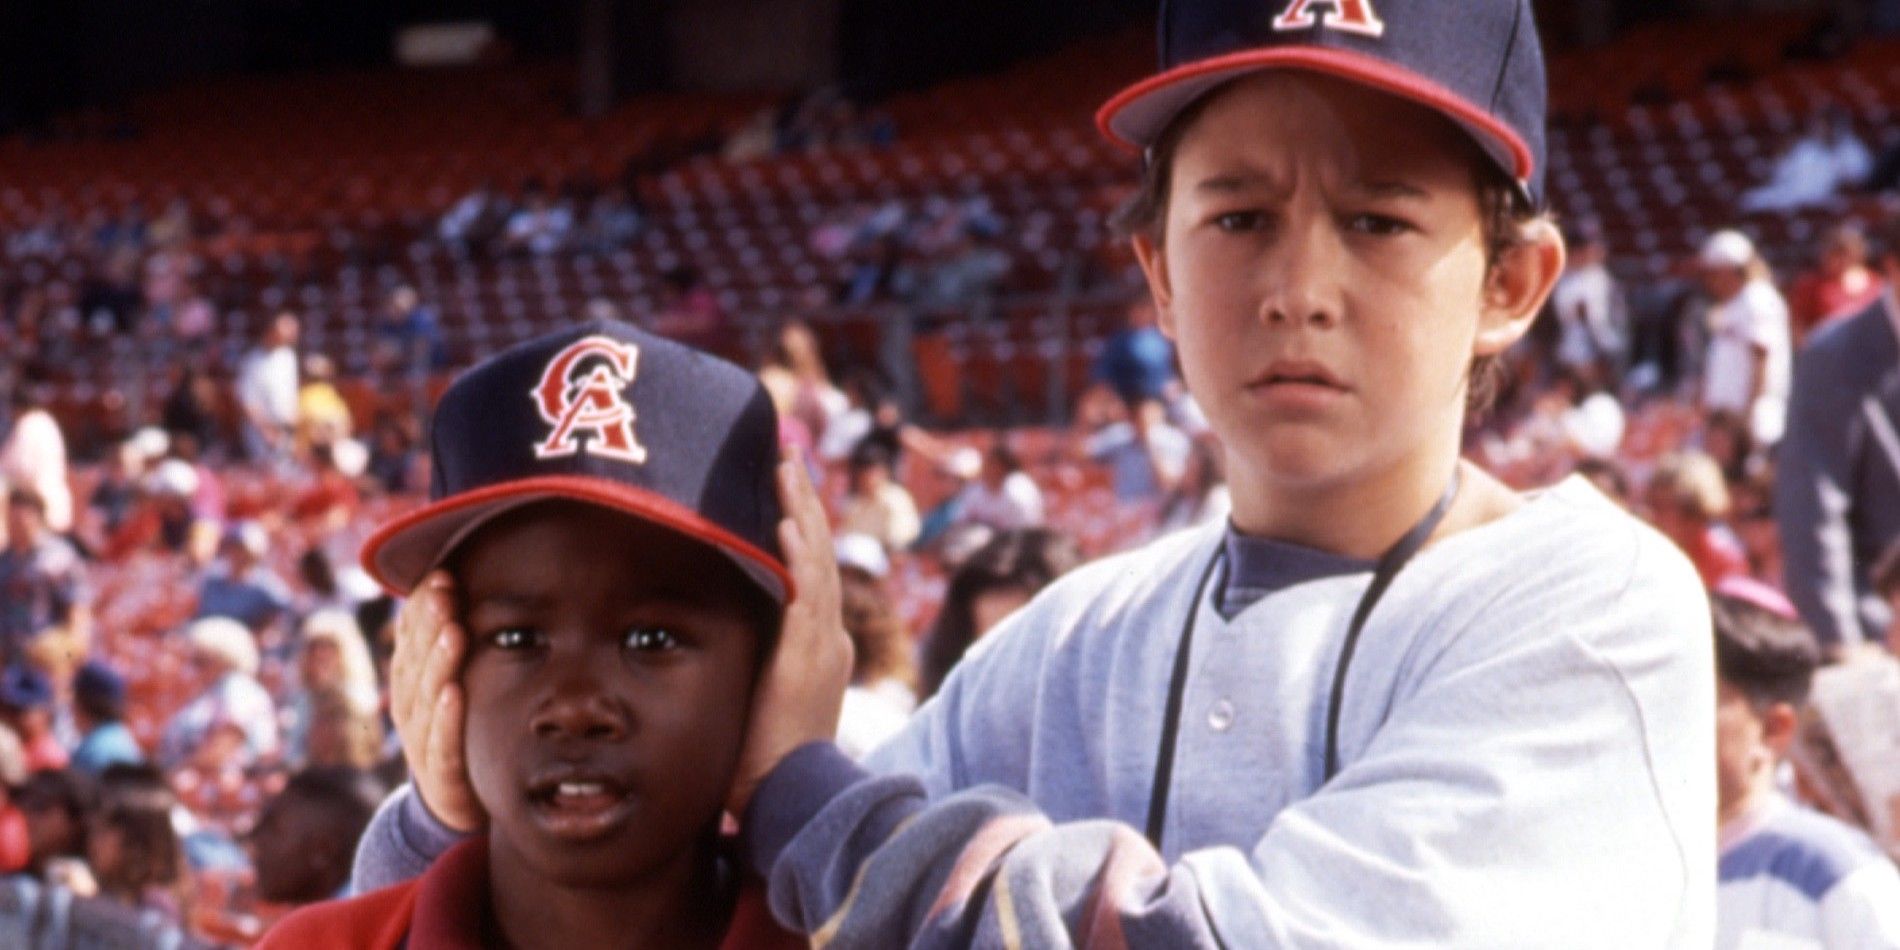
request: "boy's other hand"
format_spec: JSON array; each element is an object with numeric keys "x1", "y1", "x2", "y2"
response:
[
  {"x1": 390, "y1": 571, "x2": 485, "y2": 832},
  {"x1": 728, "y1": 447, "x2": 854, "y2": 817}
]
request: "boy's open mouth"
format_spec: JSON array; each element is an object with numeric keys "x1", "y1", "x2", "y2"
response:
[{"x1": 524, "y1": 769, "x2": 637, "y2": 841}]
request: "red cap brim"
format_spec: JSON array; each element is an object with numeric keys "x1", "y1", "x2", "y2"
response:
[
  {"x1": 1096, "y1": 45, "x2": 1535, "y2": 188},
  {"x1": 360, "y1": 474, "x2": 793, "y2": 605}
]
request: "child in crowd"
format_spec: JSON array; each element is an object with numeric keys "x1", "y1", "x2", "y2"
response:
[
  {"x1": 247, "y1": 767, "x2": 384, "y2": 916},
  {"x1": 1645, "y1": 449, "x2": 1750, "y2": 588},
  {"x1": 1712, "y1": 590, "x2": 1900, "y2": 948},
  {"x1": 70, "y1": 661, "x2": 145, "y2": 774},
  {"x1": 370, "y1": 1, "x2": 1715, "y2": 944},
  {"x1": 265, "y1": 321, "x2": 816, "y2": 948}
]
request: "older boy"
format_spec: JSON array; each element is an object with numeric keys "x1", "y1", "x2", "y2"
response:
[
  {"x1": 264, "y1": 321, "x2": 820, "y2": 948},
  {"x1": 370, "y1": 1, "x2": 1714, "y2": 945},
  {"x1": 1712, "y1": 591, "x2": 1900, "y2": 948}
]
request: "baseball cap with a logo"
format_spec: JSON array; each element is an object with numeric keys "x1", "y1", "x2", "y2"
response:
[
  {"x1": 1097, "y1": 0, "x2": 1548, "y2": 206},
  {"x1": 360, "y1": 319, "x2": 791, "y2": 606}
]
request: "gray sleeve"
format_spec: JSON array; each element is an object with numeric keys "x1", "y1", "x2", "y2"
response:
[
  {"x1": 348, "y1": 783, "x2": 472, "y2": 894},
  {"x1": 747, "y1": 743, "x2": 1229, "y2": 949},
  {"x1": 1776, "y1": 344, "x2": 1865, "y2": 648}
]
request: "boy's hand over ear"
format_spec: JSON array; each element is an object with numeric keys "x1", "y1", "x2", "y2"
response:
[
  {"x1": 728, "y1": 447, "x2": 854, "y2": 817},
  {"x1": 390, "y1": 571, "x2": 485, "y2": 832}
]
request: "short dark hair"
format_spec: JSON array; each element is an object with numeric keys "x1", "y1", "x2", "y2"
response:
[
  {"x1": 6, "y1": 487, "x2": 46, "y2": 517},
  {"x1": 1110, "y1": 87, "x2": 1546, "y2": 417},
  {"x1": 848, "y1": 441, "x2": 894, "y2": 474},
  {"x1": 1712, "y1": 593, "x2": 1820, "y2": 712},
  {"x1": 276, "y1": 766, "x2": 385, "y2": 840}
]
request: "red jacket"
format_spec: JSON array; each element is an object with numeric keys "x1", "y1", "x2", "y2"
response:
[{"x1": 258, "y1": 838, "x2": 803, "y2": 949}]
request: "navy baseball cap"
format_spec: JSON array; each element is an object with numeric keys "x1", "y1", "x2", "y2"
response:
[
  {"x1": 361, "y1": 319, "x2": 792, "y2": 606},
  {"x1": 1097, "y1": 0, "x2": 1548, "y2": 205}
]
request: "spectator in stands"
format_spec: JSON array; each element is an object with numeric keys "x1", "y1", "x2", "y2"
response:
[
  {"x1": 376, "y1": 285, "x2": 443, "y2": 375},
  {"x1": 1549, "y1": 219, "x2": 1627, "y2": 392},
  {"x1": 1, "y1": 664, "x2": 67, "y2": 772},
  {"x1": 193, "y1": 522, "x2": 291, "y2": 636},
  {"x1": 247, "y1": 767, "x2": 381, "y2": 911},
  {"x1": 501, "y1": 183, "x2": 574, "y2": 257},
  {"x1": 85, "y1": 436, "x2": 152, "y2": 547},
  {"x1": 838, "y1": 442, "x2": 921, "y2": 552},
  {"x1": 14, "y1": 769, "x2": 91, "y2": 878},
  {"x1": 1712, "y1": 591, "x2": 1900, "y2": 947},
  {"x1": 366, "y1": 413, "x2": 423, "y2": 495},
  {"x1": 159, "y1": 617, "x2": 278, "y2": 767},
  {"x1": 236, "y1": 311, "x2": 302, "y2": 467},
  {"x1": 284, "y1": 609, "x2": 379, "y2": 768},
  {"x1": 1155, "y1": 436, "x2": 1230, "y2": 537},
  {"x1": 902, "y1": 231, "x2": 1011, "y2": 312},
  {"x1": 0, "y1": 488, "x2": 90, "y2": 665},
  {"x1": 760, "y1": 321, "x2": 848, "y2": 442},
  {"x1": 84, "y1": 788, "x2": 183, "y2": 918},
  {"x1": 1776, "y1": 221, "x2": 1900, "y2": 654},
  {"x1": 0, "y1": 383, "x2": 72, "y2": 536},
  {"x1": 1646, "y1": 451, "x2": 1750, "y2": 589},
  {"x1": 832, "y1": 538, "x2": 917, "y2": 760},
  {"x1": 918, "y1": 528, "x2": 1081, "y2": 700},
  {"x1": 580, "y1": 183, "x2": 643, "y2": 254},
  {"x1": 296, "y1": 354, "x2": 352, "y2": 452},
  {"x1": 957, "y1": 437, "x2": 1044, "y2": 532},
  {"x1": 1788, "y1": 224, "x2": 1883, "y2": 347},
  {"x1": 160, "y1": 361, "x2": 222, "y2": 457},
  {"x1": 1082, "y1": 396, "x2": 1191, "y2": 504},
  {"x1": 1698, "y1": 230, "x2": 1792, "y2": 449},
  {"x1": 1094, "y1": 300, "x2": 1178, "y2": 406},
  {"x1": 300, "y1": 687, "x2": 385, "y2": 772},
  {"x1": 436, "y1": 181, "x2": 500, "y2": 252},
  {"x1": 69, "y1": 661, "x2": 142, "y2": 774},
  {"x1": 172, "y1": 718, "x2": 262, "y2": 834},
  {"x1": 1740, "y1": 108, "x2": 1872, "y2": 212}
]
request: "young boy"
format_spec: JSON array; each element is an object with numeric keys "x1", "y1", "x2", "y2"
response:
[
  {"x1": 263, "y1": 320, "x2": 820, "y2": 948},
  {"x1": 369, "y1": 1, "x2": 1715, "y2": 944},
  {"x1": 1712, "y1": 589, "x2": 1900, "y2": 948}
]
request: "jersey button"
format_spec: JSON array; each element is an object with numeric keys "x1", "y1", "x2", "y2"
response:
[{"x1": 1207, "y1": 698, "x2": 1236, "y2": 732}]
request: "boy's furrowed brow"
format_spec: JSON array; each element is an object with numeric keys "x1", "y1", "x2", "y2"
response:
[{"x1": 1191, "y1": 172, "x2": 1282, "y2": 197}]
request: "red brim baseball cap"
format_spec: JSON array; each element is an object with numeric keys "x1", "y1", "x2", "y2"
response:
[
  {"x1": 1097, "y1": 0, "x2": 1547, "y2": 207},
  {"x1": 361, "y1": 320, "x2": 792, "y2": 607}
]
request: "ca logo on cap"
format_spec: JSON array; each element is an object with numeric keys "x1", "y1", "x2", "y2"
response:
[
  {"x1": 1272, "y1": 0, "x2": 1386, "y2": 38},
  {"x1": 530, "y1": 335, "x2": 650, "y2": 465}
]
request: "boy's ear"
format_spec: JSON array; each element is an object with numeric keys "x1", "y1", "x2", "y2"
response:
[
  {"x1": 1760, "y1": 701, "x2": 1800, "y2": 756},
  {"x1": 1475, "y1": 219, "x2": 1565, "y2": 357},
  {"x1": 1132, "y1": 234, "x2": 1179, "y2": 340}
]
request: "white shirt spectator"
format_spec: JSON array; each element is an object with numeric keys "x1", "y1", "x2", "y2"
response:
[
  {"x1": 1717, "y1": 794, "x2": 1900, "y2": 950},
  {"x1": 1085, "y1": 419, "x2": 1192, "y2": 503},
  {"x1": 1703, "y1": 278, "x2": 1792, "y2": 444},
  {"x1": 1552, "y1": 262, "x2": 1626, "y2": 371},
  {"x1": 839, "y1": 482, "x2": 922, "y2": 552},
  {"x1": 959, "y1": 472, "x2": 1045, "y2": 531},
  {"x1": 237, "y1": 344, "x2": 299, "y2": 429},
  {"x1": 0, "y1": 408, "x2": 72, "y2": 533}
]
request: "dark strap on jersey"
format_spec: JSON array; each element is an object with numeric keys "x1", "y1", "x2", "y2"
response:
[{"x1": 1144, "y1": 468, "x2": 1462, "y2": 851}]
